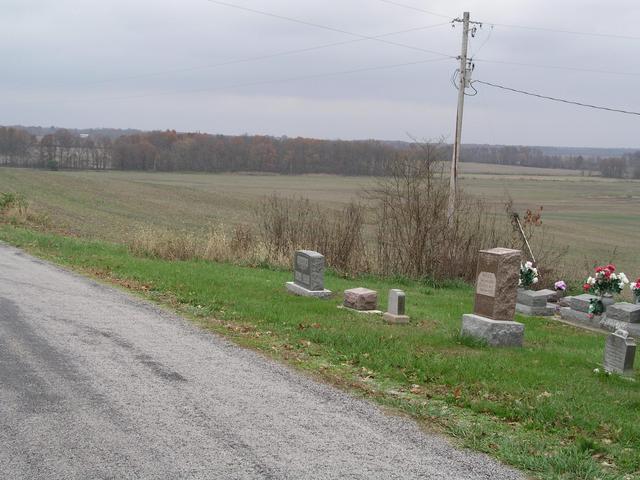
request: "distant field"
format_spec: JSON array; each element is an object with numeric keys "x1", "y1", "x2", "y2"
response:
[{"x1": 0, "y1": 166, "x2": 638, "y2": 282}]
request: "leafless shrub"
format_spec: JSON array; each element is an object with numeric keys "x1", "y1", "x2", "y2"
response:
[
  {"x1": 505, "y1": 200, "x2": 569, "y2": 287},
  {"x1": 369, "y1": 143, "x2": 511, "y2": 282},
  {"x1": 256, "y1": 195, "x2": 369, "y2": 274}
]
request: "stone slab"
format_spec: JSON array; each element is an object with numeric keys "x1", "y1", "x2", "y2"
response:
[
  {"x1": 286, "y1": 282, "x2": 332, "y2": 298},
  {"x1": 558, "y1": 295, "x2": 573, "y2": 308},
  {"x1": 383, "y1": 312, "x2": 410, "y2": 325},
  {"x1": 605, "y1": 302, "x2": 640, "y2": 324},
  {"x1": 603, "y1": 330, "x2": 636, "y2": 376},
  {"x1": 600, "y1": 316, "x2": 640, "y2": 337},
  {"x1": 339, "y1": 305, "x2": 382, "y2": 315},
  {"x1": 473, "y1": 248, "x2": 521, "y2": 321},
  {"x1": 570, "y1": 294, "x2": 599, "y2": 314},
  {"x1": 460, "y1": 313, "x2": 524, "y2": 347},
  {"x1": 516, "y1": 302, "x2": 556, "y2": 316},
  {"x1": 517, "y1": 289, "x2": 553, "y2": 307},
  {"x1": 293, "y1": 250, "x2": 325, "y2": 291},
  {"x1": 344, "y1": 287, "x2": 378, "y2": 311},
  {"x1": 559, "y1": 307, "x2": 603, "y2": 329}
]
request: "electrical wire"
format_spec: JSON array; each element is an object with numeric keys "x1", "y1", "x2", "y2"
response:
[
  {"x1": 79, "y1": 22, "x2": 452, "y2": 86},
  {"x1": 2, "y1": 56, "x2": 453, "y2": 107},
  {"x1": 488, "y1": 22, "x2": 640, "y2": 41},
  {"x1": 205, "y1": 0, "x2": 456, "y2": 59},
  {"x1": 470, "y1": 24, "x2": 494, "y2": 58},
  {"x1": 473, "y1": 79, "x2": 640, "y2": 116},
  {"x1": 473, "y1": 58, "x2": 640, "y2": 78},
  {"x1": 375, "y1": 0, "x2": 640, "y2": 41},
  {"x1": 375, "y1": 0, "x2": 454, "y2": 20}
]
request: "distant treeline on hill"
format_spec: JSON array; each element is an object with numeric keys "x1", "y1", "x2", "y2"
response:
[{"x1": 1, "y1": 126, "x2": 639, "y2": 178}]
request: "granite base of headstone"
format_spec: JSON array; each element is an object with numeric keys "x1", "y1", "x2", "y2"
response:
[
  {"x1": 383, "y1": 289, "x2": 409, "y2": 324},
  {"x1": 285, "y1": 250, "x2": 332, "y2": 298},
  {"x1": 599, "y1": 302, "x2": 640, "y2": 337},
  {"x1": 342, "y1": 287, "x2": 380, "y2": 314},
  {"x1": 603, "y1": 329, "x2": 636, "y2": 376},
  {"x1": 557, "y1": 293, "x2": 603, "y2": 329},
  {"x1": 459, "y1": 247, "x2": 525, "y2": 347},
  {"x1": 558, "y1": 295, "x2": 573, "y2": 308},
  {"x1": 515, "y1": 289, "x2": 556, "y2": 316}
]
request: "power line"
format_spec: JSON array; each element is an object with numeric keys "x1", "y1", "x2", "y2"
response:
[
  {"x1": 109, "y1": 57, "x2": 453, "y2": 102},
  {"x1": 474, "y1": 58, "x2": 640, "y2": 78},
  {"x1": 375, "y1": 0, "x2": 454, "y2": 20},
  {"x1": 79, "y1": 22, "x2": 452, "y2": 86},
  {"x1": 473, "y1": 79, "x2": 640, "y2": 116},
  {"x1": 375, "y1": 0, "x2": 640, "y2": 41},
  {"x1": 488, "y1": 22, "x2": 640, "y2": 41},
  {"x1": 205, "y1": 0, "x2": 456, "y2": 59},
  {"x1": 3, "y1": 56, "x2": 452, "y2": 107}
]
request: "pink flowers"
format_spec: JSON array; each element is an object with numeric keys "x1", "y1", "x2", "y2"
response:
[
  {"x1": 584, "y1": 264, "x2": 629, "y2": 296},
  {"x1": 554, "y1": 280, "x2": 567, "y2": 291}
]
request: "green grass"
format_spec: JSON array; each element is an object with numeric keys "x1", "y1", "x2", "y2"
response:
[{"x1": 2, "y1": 225, "x2": 638, "y2": 480}]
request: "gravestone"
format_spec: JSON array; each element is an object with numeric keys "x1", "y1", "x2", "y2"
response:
[
  {"x1": 285, "y1": 250, "x2": 332, "y2": 298},
  {"x1": 343, "y1": 287, "x2": 379, "y2": 312},
  {"x1": 559, "y1": 293, "x2": 604, "y2": 330},
  {"x1": 603, "y1": 329, "x2": 636, "y2": 376},
  {"x1": 570, "y1": 294, "x2": 599, "y2": 313},
  {"x1": 605, "y1": 302, "x2": 640, "y2": 323},
  {"x1": 383, "y1": 289, "x2": 409, "y2": 324},
  {"x1": 460, "y1": 248, "x2": 525, "y2": 347},
  {"x1": 473, "y1": 248, "x2": 521, "y2": 321},
  {"x1": 600, "y1": 302, "x2": 640, "y2": 337},
  {"x1": 516, "y1": 289, "x2": 555, "y2": 316}
]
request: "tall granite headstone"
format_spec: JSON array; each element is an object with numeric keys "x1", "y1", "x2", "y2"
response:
[
  {"x1": 474, "y1": 248, "x2": 521, "y2": 321},
  {"x1": 285, "y1": 250, "x2": 332, "y2": 298},
  {"x1": 603, "y1": 329, "x2": 636, "y2": 376},
  {"x1": 461, "y1": 248, "x2": 525, "y2": 347}
]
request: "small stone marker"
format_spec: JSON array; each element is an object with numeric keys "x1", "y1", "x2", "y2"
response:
[
  {"x1": 603, "y1": 329, "x2": 636, "y2": 376},
  {"x1": 285, "y1": 250, "x2": 332, "y2": 298},
  {"x1": 343, "y1": 287, "x2": 379, "y2": 312},
  {"x1": 383, "y1": 289, "x2": 409, "y2": 324},
  {"x1": 461, "y1": 248, "x2": 525, "y2": 347}
]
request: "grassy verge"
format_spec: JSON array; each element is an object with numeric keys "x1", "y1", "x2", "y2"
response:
[{"x1": 1, "y1": 225, "x2": 638, "y2": 480}]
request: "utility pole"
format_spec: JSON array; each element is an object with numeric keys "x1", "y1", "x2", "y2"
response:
[{"x1": 447, "y1": 12, "x2": 471, "y2": 221}]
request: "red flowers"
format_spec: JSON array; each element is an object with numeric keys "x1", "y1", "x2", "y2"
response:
[{"x1": 583, "y1": 283, "x2": 591, "y2": 292}]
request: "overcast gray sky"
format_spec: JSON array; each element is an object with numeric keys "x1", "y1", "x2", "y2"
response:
[{"x1": 2, "y1": 0, "x2": 639, "y2": 147}]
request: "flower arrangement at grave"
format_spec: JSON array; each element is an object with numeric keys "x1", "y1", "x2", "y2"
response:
[
  {"x1": 519, "y1": 261, "x2": 539, "y2": 289},
  {"x1": 631, "y1": 278, "x2": 640, "y2": 303},
  {"x1": 582, "y1": 264, "x2": 629, "y2": 297},
  {"x1": 554, "y1": 280, "x2": 567, "y2": 292}
]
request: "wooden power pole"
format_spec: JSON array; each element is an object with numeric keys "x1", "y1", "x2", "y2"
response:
[{"x1": 447, "y1": 12, "x2": 471, "y2": 221}]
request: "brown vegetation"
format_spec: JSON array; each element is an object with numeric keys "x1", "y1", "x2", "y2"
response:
[{"x1": 126, "y1": 143, "x2": 563, "y2": 282}]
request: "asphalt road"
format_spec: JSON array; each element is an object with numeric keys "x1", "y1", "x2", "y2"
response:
[{"x1": 0, "y1": 243, "x2": 524, "y2": 480}]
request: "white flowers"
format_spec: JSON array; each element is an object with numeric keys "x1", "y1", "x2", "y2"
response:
[{"x1": 519, "y1": 261, "x2": 539, "y2": 289}]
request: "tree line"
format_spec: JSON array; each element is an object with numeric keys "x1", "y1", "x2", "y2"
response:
[{"x1": 1, "y1": 126, "x2": 638, "y2": 178}]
